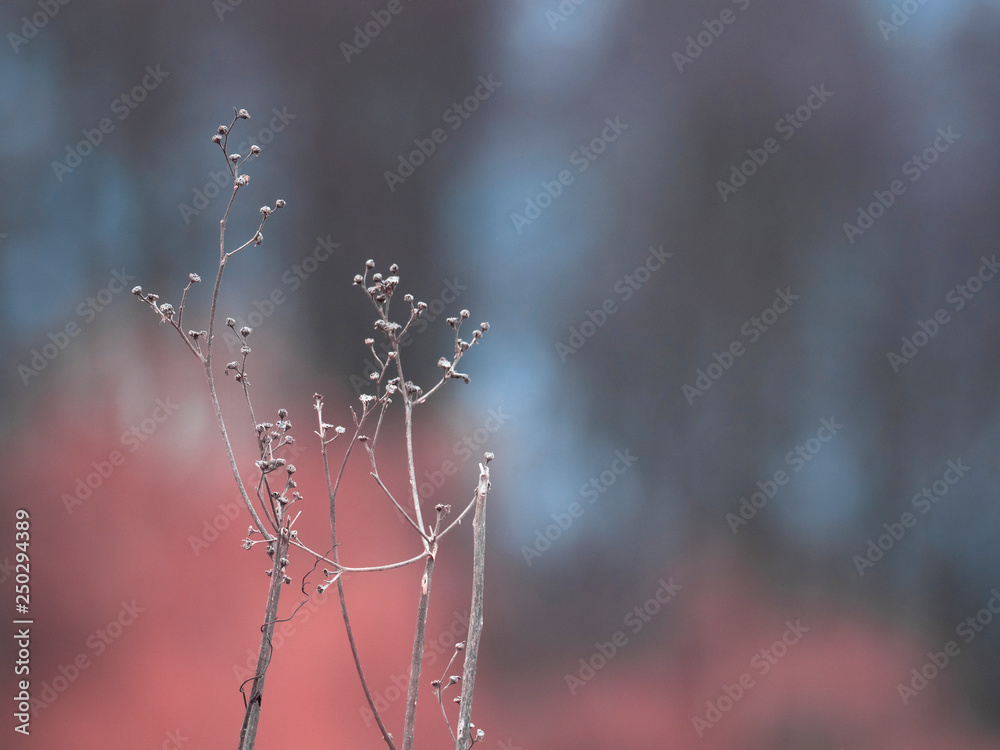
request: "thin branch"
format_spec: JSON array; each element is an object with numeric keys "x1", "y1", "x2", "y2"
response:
[
  {"x1": 318, "y1": 398, "x2": 398, "y2": 750},
  {"x1": 238, "y1": 520, "x2": 291, "y2": 750},
  {"x1": 456, "y1": 459, "x2": 492, "y2": 749},
  {"x1": 402, "y1": 551, "x2": 437, "y2": 750},
  {"x1": 290, "y1": 539, "x2": 428, "y2": 574}
]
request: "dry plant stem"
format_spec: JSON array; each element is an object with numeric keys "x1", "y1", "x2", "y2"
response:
[
  {"x1": 402, "y1": 553, "x2": 436, "y2": 750},
  {"x1": 238, "y1": 521, "x2": 291, "y2": 750},
  {"x1": 205, "y1": 183, "x2": 274, "y2": 542},
  {"x1": 319, "y1": 410, "x2": 399, "y2": 750},
  {"x1": 455, "y1": 462, "x2": 491, "y2": 749}
]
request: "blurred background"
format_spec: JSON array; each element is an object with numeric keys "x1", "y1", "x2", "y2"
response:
[{"x1": 3, "y1": 0, "x2": 1000, "y2": 748}]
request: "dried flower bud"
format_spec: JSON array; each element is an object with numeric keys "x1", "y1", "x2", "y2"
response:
[
  {"x1": 277, "y1": 408, "x2": 288, "y2": 418},
  {"x1": 403, "y1": 293, "x2": 414, "y2": 303},
  {"x1": 250, "y1": 145, "x2": 261, "y2": 155},
  {"x1": 353, "y1": 275, "x2": 364, "y2": 285},
  {"x1": 146, "y1": 293, "x2": 159, "y2": 302},
  {"x1": 335, "y1": 426, "x2": 346, "y2": 434},
  {"x1": 189, "y1": 273, "x2": 201, "y2": 283},
  {"x1": 212, "y1": 134, "x2": 222, "y2": 144},
  {"x1": 416, "y1": 301, "x2": 428, "y2": 311},
  {"x1": 132, "y1": 286, "x2": 143, "y2": 296},
  {"x1": 460, "y1": 309, "x2": 470, "y2": 319},
  {"x1": 237, "y1": 175, "x2": 249, "y2": 186},
  {"x1": 477, "y1": 729, "x2": 485, "y2": 741},
  {"x1": 218, "y1": 125, "x2": 229, "y2": 135},
  {"x1": 253, "y1": 232, "x2": 263, "y2": 246},
  {"x1": 456, "y1": 641, "x2": 465, "y2": 650},
  {"x1": 275, "y1": 198, "x2": 285, "y2": 208},
  {"x1": 265, "y1": 569, "x2": 273, "y2": 576},
  {"x1": 229, "y1": 153, "x2": 240, "y2": 163},
  {"x1": 389, "y1": 263, "x2": 399, "y2": 273},
  {"x1": 372, "y1": 272, "x2": 383, "y2": 282},
  {"x1": 365, "y1": 259, "x2": 375, "y2": 269},
  {"x1": 226, "y1": 317, "x2": 236, "y2": 327},
  {"x1": 480, "y1": 322, "x2": 490, "y2": 332},
  {"x1": 364, "y1": 338, "x2": 375, "y2": 346},
  {"x1": 241, "y1": 346, "x2": 251, "y2": 355},
  {"x1": 260, "y1": 205, "x2": 272, "y2": 216},
  {"x1": 484, "y1": 452, "x2": 495, "y2": 463},
  {"x1": 237, "y1": 109, "x2": 250, "y2": 119},
  {"x1": 240, "y1": 326, "x2": 252, "y2": 336},
  {"x1": 286, "y1": 464, "x2": 296, "y2": 474},
  {"x1": 447, "y1": 317, "x2": 458, "y2": 328}
]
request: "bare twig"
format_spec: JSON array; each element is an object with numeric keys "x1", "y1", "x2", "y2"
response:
[
  {"x1": 137, "y1": 110, "x2": 496, "y2": 750},
  {"x1": 402, "y1": 551, "x2": 437, "y2": 750},
  {"x1": 318, "y1": 397, "x2": 399, "y2": 750},
  {"x1": 456, "y1": 458, "x2": 492, "y2": 749},
  {"x1": 238, "y1": 519, "x2": 292, "y2": 750}
]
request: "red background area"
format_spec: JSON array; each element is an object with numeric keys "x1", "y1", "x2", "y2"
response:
[{"x1": 3, "y1": 335, "x2": 997, "y2": 749}]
